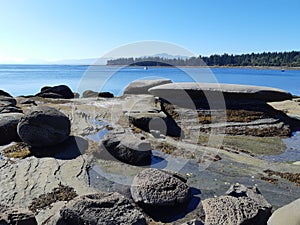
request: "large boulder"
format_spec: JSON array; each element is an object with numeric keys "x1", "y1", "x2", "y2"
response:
[
  {"x1": 36, "y1": 85, "x2": 74, "y2": 99},
  {"x1": 0, "y1": 96, "x2": 17, "y2": 107},
  {"x1": 131, "y1": 168, "x2": 190, "y2": 207},
  {"x1": 102, "y1": 132, "x2": 152, "y2": 165},
  {"x1": 267, "y1": 198, "x2": 300, "y2": 225},
  {"x1": 123, "y1": 79, "x2": 172, "y2": 95},
  {"x1": 17, "y1": 106, "x2": 70, "y2": 148},
  {"x1": 0, "y1": 113, "x2": 23, "y2": 145},
  {"x1": 202, "y1": 183, "x2": 272, "y2": 225},
  {"x1": 58, "y1": 192, "x2": 146, "y2": 225},
  {"x1": 82, "y1": 90, "x2": 98, "y2": 98},
  {"x1": 148, "y1": 82, "x2": 293, "y2": 108},
  {"x1": 0, "y1": 205, "x2": 37, "y2": 225}
]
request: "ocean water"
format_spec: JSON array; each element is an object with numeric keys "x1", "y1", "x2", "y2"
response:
[{"x1": 0, "y1": 64, "x2": 300, "y2": 97}]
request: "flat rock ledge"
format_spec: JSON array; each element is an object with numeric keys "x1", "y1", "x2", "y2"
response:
[
  {"x1": 123, "y1": 79, "x2": 172, "y2": 95},
  {"x1": 58, "y1": 192, "x2": 146, "y2": 225}
]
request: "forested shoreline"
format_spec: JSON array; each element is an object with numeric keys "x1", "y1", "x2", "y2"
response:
[{"x1": 107, "y1": 51, "x2": 300, "y2": 67}]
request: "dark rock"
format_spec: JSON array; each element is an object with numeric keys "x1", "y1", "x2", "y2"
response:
[
  {"x1": 0, "y1": 96, "x2": 17, "y2": 106},
  {"x1": 82, "y1": 90, "x2": 98, "y2": 98},
  {"x1": 102, "y1": 132, "x2": 152, "y2": 165},
  {"x1": 202, "y1": 183, "x2": 272, "y2": 225},
  {"x1": 123, "y1": 79, "x2": 172, "y2": 95},
  {"x1": 181, "y1": 219, "x2": 204, "y2": 225},
  {"x1": 0, "y1": 113, "x2": 23, "y2": 145},
  {"x1": 0, "y1": 90, "x2": 12, "y2": 98},
  {"x1": 59, "y1": 192, "x2": 146, "y2": 225},
  {"x1": 98, "y1": 91, "x2": 114, "y2": 98},
  {"x1": 0, "y1": 206, "x2": 37, "y2": 225},
  {"x1": 73, "y1": 92, "x2": 80, "y2": 98},
  {"x1": 127, "y1": 111, "x2": 183, "y2": 137},
  {"x1": 36, "y1": 85, "x2": 74, "y2": 99},
  {"x1": 131, "y1": 168, "x2": 190, "y2": 206},
  {"x1": 40, "y1": 86, "x2": 52, "y2": 92},
  {"x1": 19, "y1": 99, "x2": 37, "y2": 105},
  {"x1": 0, "y1": 106, "x2": 22, "y2": 114},
  {"x1": 17, "y1": 106, "x2": 70, "y2": 148}
]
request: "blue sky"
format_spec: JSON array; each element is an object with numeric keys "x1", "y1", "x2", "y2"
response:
[{"x1": 0, "y1": 0, "x2": 299, "y2": 63}]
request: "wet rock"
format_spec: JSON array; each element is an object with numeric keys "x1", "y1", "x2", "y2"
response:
[
  {"x1": 131, "y1": 168, "x2": 190, "y2": 207},
  {"x1": 0, "y1": 206, "x2": 38, "y2": 225},
  {"x1": 0, "y1": 113, "x2": 23, "y2": 145},
  {"x1": 123, "y1": 79, "x2": 172, "y2": 95},
  {"x1": 102, "y1": 132, "x2": 152, "y2": 165},
  {"x1": 17, "y1": 106, "x2": 70, "y2": 148},
  {"x1": 267, "y1": 198, "x2": 300, "y2": 225},
  {"x1": 202, "y1": 183, "x2": 272, "y2": 225},
  {"x1": 36, "y1": 85, "x2": 74, "y2": 99},
  {"x1": 0, "y1": 90, "x2": 12, "y2": 98},
  {"x1": 59, "y1": 192, "x2": 146, "y2": 225}
]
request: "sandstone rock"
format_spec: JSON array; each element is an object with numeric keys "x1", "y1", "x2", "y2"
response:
[
  {"x1": 17, "y1": 106, "x2": 70, "y2": 148},
  {"x1": 0, "y1": 90, "x2": 12, "y2": 98},
  {"x1": 148, "y1": 83, "x2": 292, "y2": 109},
  {"x1": 203, "y1": 184, "x2": 272, "y2": 225},
  {"x1": 59, "y1": 192, "x2": 146, "y2": 225},
  {"x1": 131, "y1": 168, "x2": 190, "y2": 207},
  {"x1": 102, "y1": 132, "x2": 152, "y2": 165},
  {"x1": 0, "y1": 113, "x2": 23, "y2": 145},
  {"x1": 0, "y1": 206, "x2": 37, "y2": 225},
  {"x1": 267, "y1": 198, "x2": 300, "y2": 225},
  {"x1": 36, "y1": 85, "x2": 74, "y2": 99},
  {"x1": 123, "y1": 79, "x2": 172, "y2": 95},
  {"x1": 82, "y1": 90, "x2": 98, "y2": 98}
]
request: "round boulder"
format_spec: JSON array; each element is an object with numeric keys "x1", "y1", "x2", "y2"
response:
[
  {"x1": 17, "y1": 106, "x2": 70, "y2": 147},
  {"x1": 0, "y1": 113, "x2": 23, "y2": 145},
  {"x1": 131, "y1": 168, "x2": 190, "y2": 206},
  {"x1": 36, "y1": 85, "x2": 74, "y2": 99},
  {"x1": 59, "y1": 192, "x2": 146, "y2": 225}
]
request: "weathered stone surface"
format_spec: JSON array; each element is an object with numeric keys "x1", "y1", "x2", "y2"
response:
[
  {"x1": 59, "y1": 192, "x2": 146, "y2": 225},
  {"x1": 0, "y1": 206, "x2": 38, "y2": 225},
  {"x1": 0, "y1": 96, "x2": 17, "y2": 107},
  {"x1": 102, "y1": 132, "x2": 152, "y2": 165},
  {"x1": 131, "y1": 168, "x2": 190, "y2": 206},
  {"x1": 123, "y1": 79, "x2": 172, "y2": 95},
  {"x1": 36, "y1": 85, "x2": 74, "y2": 99},
  {"x1": 180, "y1": 219, "x2": 204, "y2": 225},
  {"x1": 267, "y1": 198, "x2": 300, "y2": 225},
  {"x1": 0, "y1": 113, "x2": 23, "y2": 145},
  {"x1": 17, "y1": 106, "x2": 70, "y2": 147},
  {"x1": 82, "y1": 90, "x2": 98, "y2": 98},
  {"x1": 149, "y1": 83, "x2": 292, "y2": 108},
  {"x1": 203, "y1": 184, "x2": 272, "y2": 225}
]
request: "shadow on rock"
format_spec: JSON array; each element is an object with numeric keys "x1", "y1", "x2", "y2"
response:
[
  {"x1": 29, "y1": 136, "x2": 88, "y2": 159},
  {"x1": 142, "y1": 187, "x2": 202, "y2": 223}
]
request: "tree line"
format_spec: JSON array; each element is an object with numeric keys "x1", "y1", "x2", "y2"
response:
[{"x1": 106, "y1": 51, "x2": 300, "y2": 67}]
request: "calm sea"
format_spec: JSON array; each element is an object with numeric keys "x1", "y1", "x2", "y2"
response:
[{"x1": 0, "y1": 64, "x2": 299, "y2": 97}]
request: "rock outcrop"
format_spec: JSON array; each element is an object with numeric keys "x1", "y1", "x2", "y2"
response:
[
  {"x1": 36, "y1": 85, "x2": 74, "y2": 99},
  {"x1": 202, "y1": 183, "x2": 272, "y2": 225},
  {"x1": 123, "y1": 79, "x2": 172, "y2": 95},
  {"x1": 82, "y1": 90, "x2": 114, "y2": 98},
  {"x1": 267, "y1": 198, "x2": 300, "y2": 225},
  {"x1": 58, "y1": 192, "x2": 146, "y2": 225},
  {"x1": 131, "y1": 168, "x2": 190, "y2": 207},
  {"x1": 102, "y1": 132, "x2": 152, "y2": 165},
  {"x1": 17, "y1": 106, "x2": 71, "y2": 148},
  {"x1": 0, "y1": 205, "x2": 38, "y2": 225},
  {"x1": 0, "y1": 113, "x2": 23, "y2": 145}
]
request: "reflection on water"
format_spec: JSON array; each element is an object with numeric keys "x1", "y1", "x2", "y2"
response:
[{"x1": 262, "y1": 131, "x2": 300, "y2": 162}]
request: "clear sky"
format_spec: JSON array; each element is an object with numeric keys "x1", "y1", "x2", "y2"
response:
[{"x1": 0, "y1": 0, "x2": 299, "y2": 63}]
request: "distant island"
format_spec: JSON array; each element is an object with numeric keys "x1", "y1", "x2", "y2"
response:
[{"x1": 107, "y1": 51, "x2": 300, "y2": 67}]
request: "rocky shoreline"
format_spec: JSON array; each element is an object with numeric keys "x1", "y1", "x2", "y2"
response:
[{"x1": 0, "y1": 82, "x2": 300, "y2": 224}]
